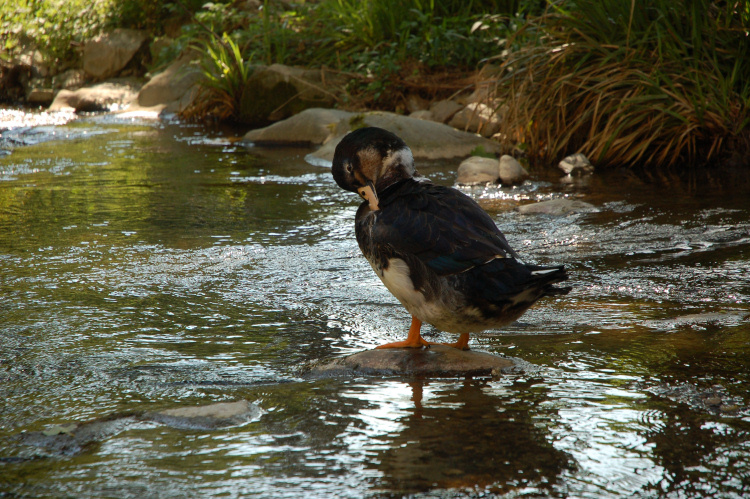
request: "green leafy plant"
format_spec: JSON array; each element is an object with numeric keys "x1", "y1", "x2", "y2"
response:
[
  {"x1": 0, "y1": 0, "x2": 216, "y2": 71},
  {"x1": 0, "y1": 0, "x2": 111, "y2": 66},
  {"x1": 188, "y1": 32, "x2": 255, "y2": 122}
]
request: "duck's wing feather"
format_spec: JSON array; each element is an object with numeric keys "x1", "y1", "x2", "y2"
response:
[{"x1": 371, "y1": 181, "x2": 520, "y2": 276}]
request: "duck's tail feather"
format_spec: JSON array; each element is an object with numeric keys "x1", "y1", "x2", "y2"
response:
[{"x1": 528, "y1": 264, "x2": 571, "y2": 297}]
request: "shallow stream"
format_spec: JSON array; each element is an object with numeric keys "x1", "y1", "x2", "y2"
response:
[{"x1": 1, "y1": 112, "x2": 749, "y2": 497}]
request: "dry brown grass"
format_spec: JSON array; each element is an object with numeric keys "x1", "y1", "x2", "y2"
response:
[{"x1": 494, "y1": 1, "x2": 750, "y2": 169}]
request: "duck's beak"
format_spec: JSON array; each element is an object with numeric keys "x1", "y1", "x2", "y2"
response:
[{"x1": 357, "y1": 181, "x2": 380, "y2": 211}]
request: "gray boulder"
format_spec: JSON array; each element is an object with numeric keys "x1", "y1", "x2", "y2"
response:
[
  {"x1": 26, "y1": 88, "x2": 55, "y2": 106},
  {"x1": 83, "y1": 29, "x2": 148, "y2": 80},
  {"x1": 448, "y1": 102, "x2": 501, "y2": 138},
  {"x1": 456, "y1": 156, "x2": 499, "y2": 185},
  {"x1": 498, "y1": 154, "x2": 529, "y2": 185},
  {"x1": 145, "y1": 400, "x2": 262, "y2": 429},
  {"x1": 243, "y1": 108, "x2": 503, "y2": 164},
  {"x1": 49, "y1": 79, "x2": 141, "y2": 113},
  {"x1": 135, "y1": 53, "x2": 202, "y2": 113},
  {"x1": 456, "y1": 154, "x2": 529, "y2": 186},
  {"x1": 243, "y1": 108, "x2": 352, "y2": 146},
  {"x1": 409, "y1": 109, "x2": 433, "y2": 121},
  {"x1": 53, "y1": 69, "x2": 86, "y2": 90},
  {"x1": 429, "y1": 99, "x2": 463, "y2": 123}
]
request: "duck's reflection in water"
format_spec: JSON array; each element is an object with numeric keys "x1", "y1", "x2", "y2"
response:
[{"x1": 368, "y1": 379, "x2": 572, "y2": 496}]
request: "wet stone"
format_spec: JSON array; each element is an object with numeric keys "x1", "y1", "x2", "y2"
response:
[
  {"x1": 18, "y1": 416, "x2": 139, "y2": 457},
  {"x1": 307, "y1": 345, "x2": 531, "y2": 378},
  {"x1": 144, "y1": 400, "x2": 261, "y2": 430},
  {"x1": 516, "y1": 198, "x2": 598, "y2": 216},
  {"x1": 15, "y1": 400, "x2": 261, "y2": 457}
]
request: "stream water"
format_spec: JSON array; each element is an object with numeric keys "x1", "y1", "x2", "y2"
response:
[{"x1": 1, "y1": 111, "x2": 749, "y2": 498}]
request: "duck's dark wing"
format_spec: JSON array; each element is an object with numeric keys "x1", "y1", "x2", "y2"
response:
[{"x1": 369, "y1": 180, "x2": 520, "y2": 276}]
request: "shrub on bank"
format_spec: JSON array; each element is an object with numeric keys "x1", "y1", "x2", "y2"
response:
[
  {"x1": 0, "y1": 0, "x2": 209, "y2": 70},
  {"x1": 496, "y1": 0, "x2": 750, "y2": 168},
  {"x1": 178, "y1": 0, "x2": 531, "y2": 113}
]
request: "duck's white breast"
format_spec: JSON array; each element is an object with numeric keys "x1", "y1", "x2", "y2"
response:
[{"x1": 368, "y1": 257, "x2": 487, "y2": 333}]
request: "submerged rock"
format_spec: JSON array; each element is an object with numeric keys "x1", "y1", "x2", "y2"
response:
[
  {"x1": 516, "y1": 198, "x2": 598, "y2": 216},
  {"x1": 308, "y1": 345, "x2": 529, "y2": 378},
  {"x1": 19, "y1": 416, "x2": 139, "y2": 457},
  {"x1": 145, "y1": 400, "x2": 262, "y2": 430},
  {"x1": 647, "y1": 383, "x2": 744, "y2": 416},
  {"x1": 15, "y1": 400, "x2": 261, "y2": 457}
]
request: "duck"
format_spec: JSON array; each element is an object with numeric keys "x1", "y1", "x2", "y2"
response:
[{"x1": 332, "y1": 127, "x2": 570, "y2": 350}]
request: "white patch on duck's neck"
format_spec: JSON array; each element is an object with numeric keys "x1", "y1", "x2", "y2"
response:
[{"x1": 381, "y1": 146, "x2": 415, "y2": 178}]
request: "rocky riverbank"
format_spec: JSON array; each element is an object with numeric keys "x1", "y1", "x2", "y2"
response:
[{"x1": 2, "y1": 26, "x2": 597, "y2": 196}]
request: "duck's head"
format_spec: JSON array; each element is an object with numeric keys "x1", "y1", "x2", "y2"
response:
[{"x1": 332, "y1": 127, "x2": 416, "y2": 210}]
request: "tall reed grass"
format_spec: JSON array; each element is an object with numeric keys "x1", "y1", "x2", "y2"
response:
[{"x1": 496, "y1": 0, "x2": 750, "y2": 168}]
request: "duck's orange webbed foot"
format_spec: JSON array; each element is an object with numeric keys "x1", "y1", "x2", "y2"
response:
[
  {"x1": 376, "y1": 317, "x2": 430, "y2": 349},
  {"x1": 429, "y1": 333, "x2": 470, "y2": 350}
]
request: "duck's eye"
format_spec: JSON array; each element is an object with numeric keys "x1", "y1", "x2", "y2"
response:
[{"x1": 346, "y1": 163, "x2": 354, "y2": 174}]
